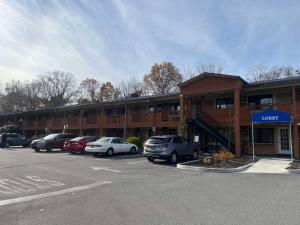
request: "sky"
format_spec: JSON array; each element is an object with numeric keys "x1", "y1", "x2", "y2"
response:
[{"x1": 0, "y1": 0, "x2": 300, "y2": 84}]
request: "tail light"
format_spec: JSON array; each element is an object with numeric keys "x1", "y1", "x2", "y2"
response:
[{"x1": 159, "y1": 144, "x2": 168, "y2": 150}]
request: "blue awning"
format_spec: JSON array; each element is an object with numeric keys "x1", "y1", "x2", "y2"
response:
[{"x1": 251, "y1": 109, "x2": 292, "y2": 123}]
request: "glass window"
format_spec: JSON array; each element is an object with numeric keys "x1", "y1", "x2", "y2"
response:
[
  {"x1": 71, "y1": 137, "x2": 85, "y2": 141},
  {"x1": 146, "y1": 137, "x2": 171, "y2": 144},
  {"x1": 148, "y1": 105, "x2": 154, "y2": 112},
  {"x1": 169, "y1": 103, "x2": 180, "y2": 113},
  {"x1": 216, "y1": 98, "x2": 234, "y2": 109},
  {"x1": 155, "y1": 104, "x2": 162, "y2": 112},
  {"x1": 43, "y1": 134, "x2": 60, "y2": 140},
  {"x1": 180, "y1": 137, "x2": 188, "y2": 144},
  {"x1": 173, "y1": 137, "x2": 182, "y2": 144},
  {"x1": 250, "y1": 128, "x2": 274, "y2": 144},
  {"x1": 248, "y1": 94, "x2": 273, "y2": 109},
  {"x1": 118, "y1": 138, "x2": 125, "y2": 143},
  {"x1": 96, "y1": 137, "x2": 111, "y2": 143},
  {"x1": 112, "y1": 138, "x2": 121, "y2": 144}
]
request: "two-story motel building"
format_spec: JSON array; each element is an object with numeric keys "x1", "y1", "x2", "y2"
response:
[{"x1": 1, "y1": 73, "x2": 300, "y2": 157}]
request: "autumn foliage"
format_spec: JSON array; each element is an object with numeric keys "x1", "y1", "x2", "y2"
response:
[{"x1": 143, "y1": 61, "x2": 183, "y2": 95}]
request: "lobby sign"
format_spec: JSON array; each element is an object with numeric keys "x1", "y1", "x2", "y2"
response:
[{"x1": 251, "y1": 109, "x2": 292, "y2": 123}]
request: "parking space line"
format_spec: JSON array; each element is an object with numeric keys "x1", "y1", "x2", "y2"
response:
[
  {"x1": 0, "y1": 181, "x2": 112, "y2": 207},
  {"x1": 126, "y1": 160, "x2": 147, "y2": 165},
  {"x1": 90, "y1": 167, "x2": 122, "y2": 173}
]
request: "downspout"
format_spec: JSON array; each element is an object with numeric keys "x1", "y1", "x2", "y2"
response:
[{"x1": 124, "y1": 99, "x2": 127, "y2": 139}]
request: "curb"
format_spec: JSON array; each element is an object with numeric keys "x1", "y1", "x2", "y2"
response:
[
  {"x1": 177, "y1": 160, "x2": 255, "y2": 173},
  {"x1": 285, "y1": 169, "x2": 300, "y2": 174}
]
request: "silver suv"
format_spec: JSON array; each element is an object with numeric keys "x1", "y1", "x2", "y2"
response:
[{"x1": 143, "y1": 135, "x2": 198, "y2": 164}]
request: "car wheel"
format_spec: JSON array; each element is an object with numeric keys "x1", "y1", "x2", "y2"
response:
[
  {"x1": 147, "y1": 157, "x2": 155, "y2": 162},
  {"x1": 5, "y1": 142, "x2": 10, "y2": 148},
  {"x1": 107, "y1": 148, "x2": 114, "y2": 156},
  {"x1": 170, "y1": 152, "x2": 177, "y2": 164},
  {"x1": 46, "y1": 145, "x2": 53, "y2": 152},
  {"x1": 192, "y1": 150, "x2": 198, "y2": 160},
  {"x1": 130, "y1": 147, "x2": 137, "y2": 154},
  {"x1": 34, "y1": 148, "x2": 40, "y2": 152}
]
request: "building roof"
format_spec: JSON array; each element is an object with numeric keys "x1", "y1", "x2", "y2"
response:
[
  {"x1": 0, "y1": 92, "x2": 180, "y2": 116},
  {"x1": 246, "y1": 76, "x2": 300, "y2": 89},
  {"x1": 178, "y1": 72, "x2": 248, "y2": 88}
]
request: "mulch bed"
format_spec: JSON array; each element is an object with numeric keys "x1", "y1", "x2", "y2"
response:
[
  {"x1": 186, "y1": 157, "x2": 256, "y2": 168},
  {"x1": 286, "y1": 161, "x2": 300, "y2": 169}
]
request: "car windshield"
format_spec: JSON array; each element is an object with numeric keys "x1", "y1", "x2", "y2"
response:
[
  {"x1": 96, "y1": 137, "x2": 111, "y2": 143},
  {"x1": 146, "y1": 137, "x2": 171, "y2": 144},
  {"x1": 43, "y1": 134, "x2": 60, "y2": 140},
  {"x1": 71, "y1": 137, "x2": 84, "y2": 141}
]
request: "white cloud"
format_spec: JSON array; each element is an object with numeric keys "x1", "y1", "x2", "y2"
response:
[{"x1": 0, "y1": 0, "x2": 300, "y2": 83}]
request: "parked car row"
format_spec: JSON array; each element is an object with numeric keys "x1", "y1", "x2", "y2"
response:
[{"x1": 1, "y1": 132, "x2": 199, "y2": 164}]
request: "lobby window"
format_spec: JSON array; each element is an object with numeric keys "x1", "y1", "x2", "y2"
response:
[
  {"x1": 216, "y1": 98, "x2": 234, "y2": 109},
  {"x1": 249, "y1": 128, "x2": 274, "y2": 144},
  {"x1": 248, "y1": 94, "x2": 273, "y2": 109}
]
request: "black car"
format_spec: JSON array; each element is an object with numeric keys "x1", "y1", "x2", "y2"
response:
[{"x1": 0, "y1": 133, "x2": 31, "y2": 148}]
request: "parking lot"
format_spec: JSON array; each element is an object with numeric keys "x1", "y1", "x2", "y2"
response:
[{"x1": 1, "y1": 148, "x2": 300, "y2": 225}]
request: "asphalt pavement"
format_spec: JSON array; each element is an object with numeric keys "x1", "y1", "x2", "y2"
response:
[{"x1": 1, "y1": 147, "x2": 300, "y2": 225}]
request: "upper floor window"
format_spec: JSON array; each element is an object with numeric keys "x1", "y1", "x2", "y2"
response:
[
  {"x1": 216, "y1": 98, "x2": 234, "y2": 109},
  {"x1": 169, "y1": 103, "x2": 180, "y2": 113},
  {"x1": 248, "y1": 94, "x2": 273, "y2": 109},
  {"x1": 148, "y1": 105, "x2": 154, "y2": 112}
]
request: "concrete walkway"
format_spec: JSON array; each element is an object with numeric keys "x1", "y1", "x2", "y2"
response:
[{"x1": 242, "y1": 157, "x2": 291, "y2": 174}]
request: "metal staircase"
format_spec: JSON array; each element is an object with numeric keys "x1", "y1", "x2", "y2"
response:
[{"x1": 189, "y1": 118, "x2": 235, "y2": 153}]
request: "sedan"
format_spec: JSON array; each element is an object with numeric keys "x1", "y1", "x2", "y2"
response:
[
  {"x1": 64, "y1": 136, "x2": 96, "y2": 154},
  {"x1": 85, "y1": 137, "x2": 138, "y2": 156}
]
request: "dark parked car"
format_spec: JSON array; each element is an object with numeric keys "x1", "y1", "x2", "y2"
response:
[
  {"x1": 143, "y1": 135, "x2": 199, "y2": 164},
  {"x1": 31, "y1": 133, "x2": 77, "y2": 152},
  {"x1": 63, "y1": 136, "x2": 96, "y2": 154},
  {"x1": 0, "y1": 133, "x2": 31, "y2": 148}
]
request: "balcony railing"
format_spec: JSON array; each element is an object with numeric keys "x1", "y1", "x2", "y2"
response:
[
  {"x1": 162, "y1": 111, "x2": 180, "y2": 121},
  {"x1": 86, "y1": 116, "x2": 97, "y2": 125},
  {"x1": 107, "y1": 115, "x2": 121, "y2": 124},
  {"x1": 131, "y1": 113, "x2": 147, "y2": 123},
  {"x1": 52, "y1": 119, "x2": 63, "y2": 127},
  {"x1": 68, "y1": 118, "x2": 79, "y2": 126},
  {"x1": 247, "y1": 102, "x2": 291, "y2": 112}
]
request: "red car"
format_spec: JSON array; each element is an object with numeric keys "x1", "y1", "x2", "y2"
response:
[{"x1": 64, "y1": 136, "x2": 96, "y2": 153}]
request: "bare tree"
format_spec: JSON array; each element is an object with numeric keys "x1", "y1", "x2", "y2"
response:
[
  {"x1": 118, "y1": 78, "x2": 144, "y2": 98},
  {"x1": 247, "y1": 64, "x2": 300, "y2": 82},
  {"x1": 0, "y1": 80, "x2": 41, "y2": 112},
  {"x1": 184, "y1": 63, "x2": 224, "y2": 79},
  {"x1": 78, "y1": 78, "x2": 100, "y2": 102},
  {"x1": 37, "y1": 71, "x2": 77, "y2": 108},
  {"x1": 144, "y1": 61, "x2": 183, "y2": 95}
]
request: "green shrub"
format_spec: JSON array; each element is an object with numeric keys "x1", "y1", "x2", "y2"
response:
[
  {"x1": 126, "y1": 136, "x2": 143, "y2": 149},
  {"x1": 0, "y1": 124, "x2": 20, "y2": 133}
]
